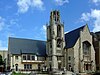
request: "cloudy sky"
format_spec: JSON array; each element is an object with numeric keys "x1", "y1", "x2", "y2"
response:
[{"x1": 0, "y1": 0, "x2": 100, "y2": 50}]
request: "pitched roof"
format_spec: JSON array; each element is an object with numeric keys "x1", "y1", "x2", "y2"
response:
[
  {"x1": 95, "y1": 31, "x2": 100, "y2": 40},
  {"x1": 8, "y1": 37, "x2": 46, "y2": 56},
  {"x1": 65, "y1": 25, "x2": 85, "y2": 48}
]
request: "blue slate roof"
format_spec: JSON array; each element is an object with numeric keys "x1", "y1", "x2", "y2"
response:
[
  {"x1": 65, "y1": 25, "x2": 85, "y2": 48},
  {"x1": 8, "y1": 37, "x2": 46, "y2": 56}
]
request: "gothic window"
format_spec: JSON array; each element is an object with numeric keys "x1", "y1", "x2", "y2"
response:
[
  {"x1": 57, "y1": 25, "x2": 61, "y2": 37},
  {"x1": 49, "y1": 27, "x2": 51, "y2": 38},
  {"x1": 50, "y1": 42, "x2": 52, "y2": 48},
  {"x1": 68, "y1": 64, "x2": 71, "y2": 70},
  {"x1": 54, "y1": 15, "x2": 56, "y2": 22},
  {"x1": 57, "y1": 12, "x2": 59, "y2": 22},
  {"x1": 83, "y1": 41, "x2": 91, "y2": 55},
  {"x1": 68, "y1": 56, "x2": 71, "y2": 61},
  {"x1": 57, "y1": 39, "x2": 62, "y2": 47}
]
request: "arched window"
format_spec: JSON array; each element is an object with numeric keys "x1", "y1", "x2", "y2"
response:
[
  {"x1": 57, "y1": 25, "x2": 61, "y2": 37},
  {"x1": 83, "y1": 41, "x2": 91, "y2": 55},
  {"x1": 57, "y1": 39, "x2": 62, "y2": 47}
]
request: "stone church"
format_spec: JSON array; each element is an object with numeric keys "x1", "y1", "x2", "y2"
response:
[
  {"x1": 46, "y1": 10, "x2": 65, "y2": 72},
  {"x1": 92, "y1": 31, "x2": 100, "y2": 71},
  {"x1": 64, "y1": 25, "x2": 95, "y2": 73},
  {"x1": 46, "y1": 10, "x2": 95, "y2": 73},
  {"x1": 7, "y1": 10, "x2": 96, "y2": 74}
]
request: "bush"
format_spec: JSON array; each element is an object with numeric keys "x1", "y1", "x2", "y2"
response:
[{"x1": 11, "y1": 71, "x2": 28, "y2": 75}]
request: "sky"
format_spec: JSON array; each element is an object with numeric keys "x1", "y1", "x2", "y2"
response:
[{"x1": 0, "y1": 0, "x2": 100, "y2": 50}]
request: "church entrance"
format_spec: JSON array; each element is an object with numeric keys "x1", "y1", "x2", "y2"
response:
[
  {"x1": 86, "y1": 64, "x2": 88, "y2": 70},
  {"x1": 58, "y1": 63, "x2": 61, "y2": 70},
  {"x1": 84, "y1": 63, "x2": 92, "y2": 71}
]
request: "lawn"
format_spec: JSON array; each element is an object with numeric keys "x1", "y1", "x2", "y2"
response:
[{"x1": 11, "y1": 71, "x2": 29, "y2": 75}]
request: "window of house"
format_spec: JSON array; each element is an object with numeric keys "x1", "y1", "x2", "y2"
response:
[
  {"x1": 23, "y1": 55, "x2": 26, "y2": 60},
  {"x1": 27, "y1": 55, "x2": 30, "y2": 60},
  {"x1": 15, "y1": 56, "x2": 18, "y2": 60},
  {"x1": 24, "y1": 64, "x2": 32, "y2": 69},
  {"x1": 30, "y1": 64, "x2": 32, "y2": 69},
  {"x1": 32, "y1": 55, "x2": 35, "y2": 60},
  {"x1": 24, "y1": 64, "x2": 26, "y2": 69},
  {"x1": 38, "y1": 64, "x2": 41, "y2": 71}
]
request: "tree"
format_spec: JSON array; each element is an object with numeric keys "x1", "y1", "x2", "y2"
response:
[{"x1": 0, "y1": 55, "x2": 3, "y2": 65}]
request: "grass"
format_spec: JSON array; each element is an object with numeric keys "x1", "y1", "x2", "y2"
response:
[
  {"x1": 11, "y1": 71, "x2": 30, "y2": 75},
  {"x1": 11, "y1": 71, "x2": 49, "y2": 75}
]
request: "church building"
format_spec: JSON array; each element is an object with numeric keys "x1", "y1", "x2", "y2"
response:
[
  {"x1": 8, "y1": 37, "x2": 46, "y2": 72},
  {"x1": 65, "y1": 25, "x2": 96, "y2": 73},
  {"x1": 46, "y1": 10, "x2": 65, "y2": 72},
  {"x1": 7, "y1": 10, "x2": 96, "y2": 74},
  {"x1": 92, "y1": 31, "x2": 100, "y2": 71}
]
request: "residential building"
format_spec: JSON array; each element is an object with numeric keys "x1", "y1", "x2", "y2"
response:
[
  {"x1": 64, "y1": 25, "x2": 96, "y2": 73},
  {"x1": 8, "y1": 37, "x2": 46, "y2": 72}
]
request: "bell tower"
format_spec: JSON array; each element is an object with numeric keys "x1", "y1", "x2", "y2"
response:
[{"x1": 47, "y1": 10, "x2": 65, "y2": 72}]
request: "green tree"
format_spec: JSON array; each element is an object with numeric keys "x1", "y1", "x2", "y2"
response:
[{"x1": 0, "y1": 55, "x2": 3, "y2": 65}]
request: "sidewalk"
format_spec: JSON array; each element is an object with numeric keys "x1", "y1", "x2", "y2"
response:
[{"x1": 7, "y1": 72, "x2": 12, "y2": 75}]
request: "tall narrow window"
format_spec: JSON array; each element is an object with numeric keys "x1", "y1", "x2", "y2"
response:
[
  {"x1": 29, "y1": 64, "x2": 32, "y2": 69},
  {"x1": 27, "y1": 55, "x2": 30, "y2": 60},
  {"x1": 24, "y1": 64, "x2": 32, "y2": 70},
  {"x1": 83, "y1": 41, "x2": 91, "y2": 55},
  {"x1": 69, "y1": 56, "x2": 71, "y2": 61},
  {"x1": 23, "y1": 55, "x2": 26, "y2": 60},
  {"x1": 15, "y1": 56, "x2": 18, "y2": 60},
  {"x1": 57, "y1": 39, "x2": 61, "y2": 47},
  {"x1": 38, "y1": 64, "x2": 41, "y2": 71},
  {"x1": 49, "y1": 27, "x2": 51, "y2": 39},
  {"x1": 57, "y1": 25, "x2": 61, "y2": 37},
  {"x1": 50, "y1": 42, "x2": 52, "y2": 48},
  {"x1": 32, "y1": 55, "x2": 35, "y2": 60},
  {"x1": 24, "y1": 64, "x2": 27, "y2": 69}
]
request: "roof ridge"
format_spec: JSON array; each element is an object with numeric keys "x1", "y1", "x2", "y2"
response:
[
  {"x1": 9, "y1": 37, "x2": 46, "y2": 42},
  {"x1": 65, "y1": 25, "x2": 85, "y2": 34},
  {"x1": 65, "y1": 25, "x2": 86, "y2": 48}
]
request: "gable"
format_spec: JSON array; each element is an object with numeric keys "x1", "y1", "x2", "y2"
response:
[
  {"x1": 65, "y1": 25, "x2": 85, "y2": 48},
  {"x1": 82, "y1": 25, "x2": 91, "y2": 36}
]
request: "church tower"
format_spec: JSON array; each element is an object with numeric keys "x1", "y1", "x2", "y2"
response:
[{"x1": 47, "y1": 10, "x2": 65, "y2": 72}]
